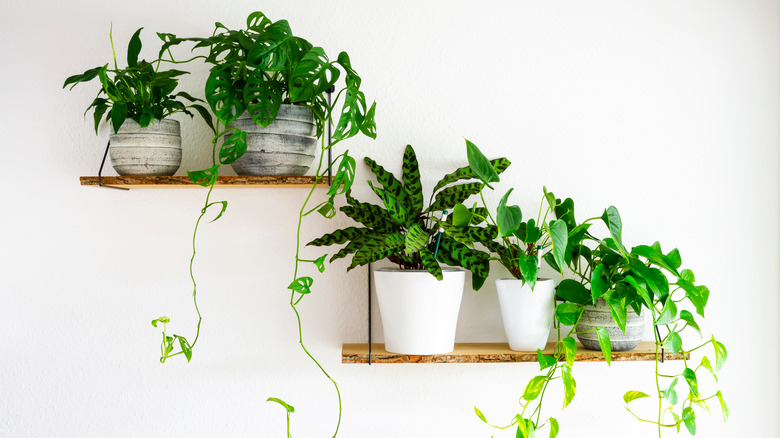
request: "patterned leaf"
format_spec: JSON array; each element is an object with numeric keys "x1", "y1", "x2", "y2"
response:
[
  {"x1": 307, "y1": 227, "x2": 372, "y2": 247},
  {"x1": 401, "y1": 145, "x2": 424, "y2": 215},
  {"x1": 369, "y1": 181, "x2": 410, "y2": 227},
  {"x1": 426, "y1": 182, "x2": 484, "y2": 213},
  {"x1": 348, "y1": 233, "x2": 405, "y2": 270},
  {"x1": 439, "y1": 237, "x2": 490, "y2": 279},
  {"x1": 432, "y1": 157, "x2": 511, "y2": 193},
  {"x1": 405, "y1": 223, "x2": 430, "y2": 255},
  {"x1": 365, "y1": 157, "x2": 411, "y2": 221},
  {"x1": 419, "y1": 248, "x2": 443, "y2": 280}
]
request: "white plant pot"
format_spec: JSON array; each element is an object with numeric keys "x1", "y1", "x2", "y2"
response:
[
  {"x1": 374, "y1": 268, "x2": 465, "y2": 355},
  {"x1": 496, "y1": 279, "x2": 556, "y2": 351},
  {"x1": 109, "y1": 118, "x2": 181, "y2": 176}
]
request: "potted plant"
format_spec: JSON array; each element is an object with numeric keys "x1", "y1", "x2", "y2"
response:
[
  {"x1": 159, "y1": 11, "x2": 376, "y2": 175},
  {"x1": 64, "y1": 26, "x2": 211, "y2": 176},
  {"x1": 308, "y1": 144, "x2": 510, "y2": 354}
]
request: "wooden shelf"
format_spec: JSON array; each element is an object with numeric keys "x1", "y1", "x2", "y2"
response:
[
  {"x1": 80, "y1": 175, "x2": 331, "y2": 189},
  {"x1": 342, "y1": 342, "x2": 688, "y2": 364}
]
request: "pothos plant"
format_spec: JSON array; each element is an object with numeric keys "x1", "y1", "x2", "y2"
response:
[
  {"x1": 149, "y1": 11, "x2": 376, "y2": 438},
  {"x1": 63, "y1": 26, "x2": 211, "y2": 134},
  {"x1": 552, "y1": 206, "x2": 728, "y2": 437},
  {"x1": 307, "y1": 144, "x2": 511, "y2": 289}
]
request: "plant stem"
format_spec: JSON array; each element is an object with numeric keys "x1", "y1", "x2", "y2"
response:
[{"x1": 654, "y1": 316, "x2": 662, "y2": 438}]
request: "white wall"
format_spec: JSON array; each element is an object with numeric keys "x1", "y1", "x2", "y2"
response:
[{"x1": 1, "y1": 0, "x2": 777, "y2": 436}]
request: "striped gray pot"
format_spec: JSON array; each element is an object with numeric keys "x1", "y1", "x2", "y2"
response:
[
  {"x1": 575, "y1": 298, "x2": 645, "y2": 351},
  {"x1": 109, "y1": 118, "x2": 181, "y2": 176},
  {"x1": 229, "y1": 105, "x2": 317, "y2": 176}
]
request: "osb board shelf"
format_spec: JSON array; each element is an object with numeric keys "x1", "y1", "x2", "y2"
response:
[
  {"x1": 342, "y1": 342, "x2": 688, "y2": 364},
  {"x1": 80, "y1": 175, "x2": 331, "y2": 189}
]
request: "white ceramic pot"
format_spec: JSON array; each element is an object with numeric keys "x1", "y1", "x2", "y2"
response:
[
  {"x1": 374, "y1": 268, "x2": 465, "y2": 355},
  {"x1": 496, "y1": 279, "x2": 556, "y2": 351},
  {"x1": 109, "y1": 118, "x2": 182, "y2": 176},
  {"x1": 229, "y1": 105, "x2": 317, "y2": 176}
]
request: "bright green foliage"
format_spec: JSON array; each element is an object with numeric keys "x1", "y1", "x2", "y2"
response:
[
  {"x1": 308, "y1": 144, "x2": 509, "y2": 289},
  {"x1": 64, "y1": 27, "x2": 210, "y2": 134}
]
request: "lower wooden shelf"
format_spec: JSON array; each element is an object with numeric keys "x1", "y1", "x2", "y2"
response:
[
  {"x1": 80, "y1": 175, "x2": 330, "y2": 189},
  {"x1": 342, "y1": 342, "x2": 687, "y2": 364}
]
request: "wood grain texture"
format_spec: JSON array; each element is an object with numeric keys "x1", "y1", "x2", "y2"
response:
[
  {"x1": 80, "y1": 175, "x2": 331, "y2": 189},
  {"x1": 342, "y1": 342, "x2": 689, "y2": 364}
]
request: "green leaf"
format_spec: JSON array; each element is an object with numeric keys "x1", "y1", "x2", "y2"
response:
[
  {"x1": 497, "y1": 189, "x2": 522, "y2": 237},
  {"x1": 151, "y1": 316, "x2": 170, "y2": 327},
  {"x1": 246, "y1": 20, "x2": 293, "y2": 71},
  {"x1": 308, "y1": 226, "x2": 373, "y2": 247},
  {"x1": 177, "y1": 336, "x2": 192, "y2": 362},
  {"x1": 629, "y1": 257, "x2": 669, "y2": 304},
  {"x1": 548, "y1": 418, "x2": 559, "y2": 438},
  {"x1": 267, "y1": 397, "x2": 295, "y2": 413},
  {"x1": 624, "y1": 275, "x2": 653, "y2": 308},
  {"x1": 427, "y1": 182, "x2": 484, "y2": 213},
  {"x1": 290, "y1": 47, "x2": 340, "y2": 103},
  {"x1": 405, "y1": 223, "x2": 429, "y2": 255},
  {"x1": 543, "y1": 186, "x2": 557, "y2": 212},
  {"x1": 561, "y1": 336, "x2": 577, "y2": 368},
  {"x1": 555, "y1": 302, "x2": 584, "y2": 326},
  {"x1": 556, "y1": 280, "x2": 591, "y2": 305},
  {"x1": 522, "y1": 376, "x2": 547, "y2": 401},
  {"x1": 474, "y1": 406, "x2": 487, "y2": 423},
  {"x1": 244, "y1": 70, "x2": 283, "y2": 127},
  {"x1": 561, "y1": 364, "x2": 576, "y2": 408},
  {"x1": 247, "y1": 11, "x2": 272, "y2": 31},
  {"x1": 187, "y1": 164, "x2": 219, "y2": 187},
  {"x1": 715, "y1": 390, "x2": 729, "y2": 422},
  {"x1": 631, "y1": 244, "x2": 680, "y2": 276},
  {"x1": 537, "y1": 349, "x2": 556, "y2": 370},
  {"x1": 699, "y1": 356, "x2": 717, "y2": 382},
  {"x1": 205, "y1": 67, "x2": 244, "y2": 127},
  {"x1": 548, "y1": 220, "x2": 568, "y2": 275},
  {"x1": 360, "y1": 101, "x2": 377, "y2": 139},
  {"x1": 205, "y1": 201, "x2": 228, "y2": 223},
  {"x1": 110, "y1": 102, "x2": 127, "y2": 134},
  {"x1": 368, "y1": 181, "x2": 409, "y2": 227},
  {"x1": 656, "y1": 298, "x2": 678, "y2": 325},
  {"x1": 333, "y1": 87, "x2": 369, "y2": 141},
  {"x1": 63, "y1": 65, "x2": 103, "y2": 89},
  {"x1": 317, "y1": 201, "x2": 336, "y2": 219},
  {"x1": 465, "y1": 139, "x2": 499, "y2": 188},
  {"x1": 664, "y1": 332, "x2": 682, "y2": 353},
  {"x1": 452, "y1": 204, "x2": 473, "y2": 228},
  {"x1": 336, "y1": 51, "x2": 362, "y2": 89},
  {"x1": 670, "y1": 409, "x2": 682, "y2": 432},
  {"x1": 662, "y1": 378, "x2": 679, "y2": 405},
  {"x1": 219, "y1": 129, "x2": 247, "y2": 164},
  {"x1": 127, "y1": 28, "x2": 143, "y2": 68},
  {"x1": 682, "y1": 367, "x2": 699, "y2": 397},
  {"x1": 518, "y1": 255, "x2": 539, "y2": 290},
  {"x1": 313, "y1": 254, "x2": 327, "y2": 273},
  {"x1": 623, "y1": 390, "x2": 649, "y2": 404},
  {"x1": 189, "y1": 104, "x2": 216, "y2": 134},
  {"x1": 288, "y1": 276, "x2": 314, "y2": 295},
  {"x1": 326, "y1": 154, "x2": 357, "y2": 199},
  {"x1": 433, "y1": 158, "x2": 511, "y2": 194},
  {"x1": 590, "y1": 264, "x2": 608, "y2": 303},
  {"x1": 603, "y1": 291, "x2": 628, "y2": 333},
  {"x1": 401, "y1": 145, "x2": 424, "y2": 215},
  {"x1": 601, "y1": 206, "x2": 628, "y2": 258},
  {"x1": 682, "y1": 407, "x2": 696, "y2": 435},
  {"x1": 365, "y1": 156, "x2": 410, "y2": 222},
  {"x1": 679, "y1": 310, "x2": 701, "y2": 335},
  {"x1": 713, "y1": 336, "x2": 727, "y2": 371},
  {"x1": 595, "y1": 326, "x2": 612, "y2": 365},
  {"x1": 342, "y1": 192, "x2": 398, "y2": 232}
]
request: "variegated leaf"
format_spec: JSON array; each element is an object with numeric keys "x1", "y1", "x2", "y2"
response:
[
  {"x1": 419, "y1": 247, "x2": 443, "y2": 280},
  {"x1": 401, "y1": 145, "x2": 424, "y2": 215},
  {"x1": 369, "y1": 181, "x2": 410, "y2": 227},
  {"x1": 439, "y1": 236, "x2": 490, "y2": 279},
  {"x1": 307, "y1": 227, "x2": 372, "y2": 247},
  {"x1": 426, "y1": 182, "x2": 484, "y2": 213},
  {"x1": 405, "y1": 223, "x2": 430, "y2": 255}
]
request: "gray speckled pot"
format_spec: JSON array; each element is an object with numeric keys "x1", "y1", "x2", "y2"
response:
[
  {"x1": 576, "y1": 298, "x2": 645, "y2": 351},
  {"x1": 229, "y1": 105, "x2": 317, "y2": 176},
  {"x1": 109, "y1": 119, "x2": 181, "y2": 176}
]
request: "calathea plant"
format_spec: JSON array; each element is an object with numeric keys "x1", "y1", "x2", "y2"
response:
[
  {"x1": 308, "y1": 144, "x2": 511, "y2": 289},
  {"x1": 553, "y1": 207, "x2": 728, "y2": 437},
  {"x1": 63, "y1": 26, "x2": 211, "y2": 134}
]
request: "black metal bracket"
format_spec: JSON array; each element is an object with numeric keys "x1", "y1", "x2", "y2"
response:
[
  {"x1": 654, "y1": 324, "x2": 665, "y2": 363},
  {"x1": 97, "y1": 139, "x2": 129, "y2": 191},
  {"x1": 326, "y1": 86, "x2": 335, "y2": 186},
  {"x1": 367, "y1": 261, "x2": 372, "y2": 365}
]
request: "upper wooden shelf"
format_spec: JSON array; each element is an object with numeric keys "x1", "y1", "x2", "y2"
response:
[
  {"x1": 80, "y1": 175, "x2": 330, "y2": 189},
  {"x1": 342, "y1": 342, "x2": 688, "y2": 364}
]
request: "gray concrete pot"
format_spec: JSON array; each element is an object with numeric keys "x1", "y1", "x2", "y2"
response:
[
  {"x1": 575, "y1": 298, "x2": 645, "y2": 351},
  {"x1": 229, "y1": 105, "x2": 317, "y2": 176},
  {"x1": 109, "y1": 118, "x2": 181, "y2": 176}
]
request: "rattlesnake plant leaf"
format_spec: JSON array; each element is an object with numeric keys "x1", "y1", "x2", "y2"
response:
[
  {"x1": 205, "y1": 67, "x2": 244, "y2": 127},
  {"x1": 219, "y1": 129, "x2": 247, "y2": 164},
  {"x1": 341, "y1": 198, "x2": 398, "y2": 232},
  {"x1": 333, "y1": 86, "x2": 368, "y2": 141},
  {"x1": 243, "y1": 69, "x2": 283, "y2": 127},
  {"x1": 401, "y1": 145, "x2": 424, "y2": 215},
  {"x1": 289, "y1": 47, "x2": 340, "y2": 103},
  {"x1": 439, "y1": 237, "x2": 490, "y2": 279},
  {"x1": 419, "y1": 248, "x2": 443, "y2": 280},
  {"x1": 426, "y1": 182, "x2": 484, "y2": 213},
  {"x1": 308, "y1": 226, "x2": 373, "y2": 247},
  {"x1": 369, "y1": 181, "x2": 410, "y2": 227},
  {"x1": 348, "y1": 233, "x2": 405, "y2": 270},
  {"x1": 432, "y1": 158, "x2": 511, "y2": 193},
  {"x1": 405, "y1": 223, "x2": 430, "y2": 255},
  {"x1": 365, "y1": 157, "x2": 409, "y2": 208},
  {"x1": 246, "y1": 20, "x2": 293, "y2": 71},
  {"x1": 330, "y1": 239, "x2": 364, "y2": 262},
  {"x1": 127, "y1": 28, "x2": 143, "y2": 68}
]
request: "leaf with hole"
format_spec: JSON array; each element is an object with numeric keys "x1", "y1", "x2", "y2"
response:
[
  {"x1": 219, "y1": 129, "x2": 247, "y2": 164},
  {"x1": 187, "y1": 164, "x2": 219, "y2": 187},
  {"x1": 244, "y1": 70, "x2": 283, "y2": 127},
  {"x1": 247, "y1": 20, "x2": 293, "y2": 71},
  {"x1": 288, "y1": 277, "x2": 314, "y2": 295},
  {"x1": 205, "y1": 67, "x2": 244, "y2": 126},
  {"x1": 290, "y1": 47, "x2": 340, "y2": 102}
]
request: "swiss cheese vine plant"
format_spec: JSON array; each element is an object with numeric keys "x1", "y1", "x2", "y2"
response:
[
  {"x1": 63, "y1": 26, "x2": 210, "y2": 134},
  {"x1": 307, "y1": 144, "x2": 511, "y2": 289},
  {"x1": 148, "y1": 11, "x2": 376, "y2": 437}
]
